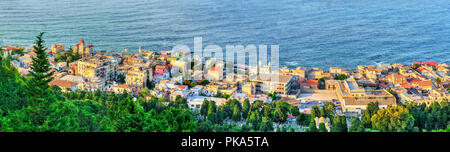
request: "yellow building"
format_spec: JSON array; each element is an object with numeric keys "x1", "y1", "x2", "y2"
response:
[
  {"x1": 328, "y1": 78, "x2": 397, "y2": 113},
  {"x1": 242, "y1": 83, "x2": 256, "y2": 96},
  {"x1": 126, "y1": 67, "x2": 149, "y2": 88},
  {"x1": 73, "y1": 39, "x2": 93, "y2": 57},
  {"x1": 77, "y1": 54, "x2": 118, "y2": 81},
  {"x1": 51, "y1": 44, "x2": 64, "y2": 54},
  {"x1": 252, "y1": 74, "x2": 295, "y2": 95},
  {"x1": 307, "y1": 68, "x2": 324, "y2": 80}
]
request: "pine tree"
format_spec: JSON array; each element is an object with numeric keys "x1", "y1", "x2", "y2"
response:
[
  {"x1": 232, "y1": 104, "x2": 241, "y2": 122},
  {"x1": 242, "y1": 98, "x2": 250, "y2": 119},
  {"x1": 308, "y1": 119, "x2": 317, "y2": 132},
  {"x1": 27, "y1": 32, "x2": 55, "y2": 103}
]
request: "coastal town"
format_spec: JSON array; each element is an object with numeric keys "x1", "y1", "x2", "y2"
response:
[{"x1": 2, "y1": 39, "x2": 449, "y2": 120}]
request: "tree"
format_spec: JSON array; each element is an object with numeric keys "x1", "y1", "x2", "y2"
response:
[
  {"x1": 318, "y1": 123, "x2": 327, "y2": 132},
  {"x1": 232, "y1": 104, "x2": 241, "y2": 122},
  {"x1": 335, "y1": 74, "x2": 348, "y2": 80},
  {"x1": 246, "y1": 110, "x2": 261, "y2": 130},
  {"x1": 371, "y1": 106, "x2": 414, "y2": 132},
  {"x1": 27, "y1": 32, "x2": 55, "y2": 103},
  {"x1": 311, "y1": 105, "x2": 320, "y2": 118},
  {"x1": 296, "y1": 113, "x2": 311, "y2": 126},
  {"x1": 361, "y1": 102, "x2": 379, "y2": 128},
  {"x1": 117, "y1": 74, "x2": 126, "y2": 84},
  {"x1": 260, "y1": 116, "x2": 273, "y2": 132},
  {"x1": 349, "y1": 118, "x2": 365, "y2": 132},
  {"x1": 331, "y1": 114, "x2": 346, "y2": 132},
  {"x1": 318, "y1": 77, "x2": 326, "y2": 89},
  {"x1": 242, "y1": 98, "x2": 250, "y2": 119},
  {"x1": 307, "y1": 119, "x2": 317, "y2": 132},
  {"x1": 200, "y1": 99, "x2": 209, "y2": 118}
]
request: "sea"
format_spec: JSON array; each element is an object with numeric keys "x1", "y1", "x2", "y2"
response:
[{"x1": 0, "y1": 0, "x2": 449, "y2": 69}]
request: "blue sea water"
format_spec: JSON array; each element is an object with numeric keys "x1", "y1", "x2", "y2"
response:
[{"x1": 0, "y1": 0, "x2": 449, "y2": 69}]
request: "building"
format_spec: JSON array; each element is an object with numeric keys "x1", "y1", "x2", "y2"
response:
[
  {"x1": 126, "y1": 66, "x2": 149, "y2": 88},
  {"x1": 51, "y1": 44, "x2": 65, "y2": 54},
  {"x1": 49, "y1": 79, "x2": 78, "y2": 92},
  {"x1": 77, "y1": 54, "x2": 118, "y2": 81},
  {"x1": 385, "y1": 73, "x2": 407, "y2": 85},
  {"x1": 112, "y1": 84, "x2": 132, "y2": 94},
  {"x1": 207, "y1": 67, "x2": 223, "y2": 81},
  {"x1": 307, "y1": 68, "x2": 324, "y2": 80},
  {"x1": 242, "y1": 83, "x2": 256, "y2": 96},
  {"x1": 73, "y1": 39, "x2": 93, "y2": 57},
  {"x1": 327, "y1": 78, "x2": 397, "y2": 113},
  {"x1": 252, "y1": 74, "x2": 295, "y2": 95}
]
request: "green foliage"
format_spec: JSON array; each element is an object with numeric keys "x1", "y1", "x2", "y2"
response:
[
  {"x1": 318, "y1": 77, "x2": 326, "y2": 89},
  {"x1": 370, "y1": 106, "x2": 415, "y2": 132},
  {"x1": 117, "y1": 74, "x2": 126, "y2": 84},
  {"x1": 361, "y1": 102, "x2": 379, "y2": 128},
  {"x1": 335, "y1": 74, "x2": 348, "y2": 80},
  {"x1": 318, "y1": 123, "x2": 328, "y2": 132},
  {"x1": 296, "y1": 113, "x2": 311, "y2": 126},
  {"x1": 307, "y1": 119, "x2": 317, "y2": 132},
  {"x1": 331, "y1": 114, "x2": 347, "y2": 132},
  {"x1": 200, "y1": 79, "x2": 210, "y2": 86},
  {"x1": 232, "y1": 104, "x2": 241, "y2": 122},
  {"x1": 27, "y1": 32, "x2": 55, "y2": 103},
  {"x1": 260, "y1": 116, "x2": 273, "y2": 132},
  {"x1": 54, "y1": 47, "x2": 81, "y2": 63},
  {"x1": 349, "y1": 118, "x2": 365, "y2": 132},
  {"x1": 242, "y1": 99, "x2": 250, "y2": 119}
]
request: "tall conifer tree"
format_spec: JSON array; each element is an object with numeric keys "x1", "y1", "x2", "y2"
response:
[{"x1": 28, "y1": 32, "x2": 54, "y2": 102}]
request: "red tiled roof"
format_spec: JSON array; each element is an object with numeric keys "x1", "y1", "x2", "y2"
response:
[
  {"x1": 401, "y1": 82, "x2": 414, "y2": 88},
  {"x1": 178, "y1": 85, "x2": 187, "y2": 89},
  {"x1": 298, "y1": 78, "x2": 306, "y2": 82},
  {"x1": 86, "y1": 45, "x2": 94, "y2": 48},
  {"x1": 306, "y1": 80, "x2": 318, "y2": 85},
  {"x1": 426, "y1": 62, "x2": 437, "y2": 66},
  {"x1": 80, "y1": 39, "x2": 85, "y2": 44}
]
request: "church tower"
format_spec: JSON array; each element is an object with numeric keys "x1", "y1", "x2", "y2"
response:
[{"x1": 139, "y1": 46, "x2": 142, "y2": 56}]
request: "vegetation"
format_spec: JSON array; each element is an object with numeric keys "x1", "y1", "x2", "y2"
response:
[
  {"x1": 54, "y1": 47, "x2": 81, "y2": 64},
  {"x1": 335, "y1": 74, "x2": 348, "y2": 80},
  {"x1": 0, "y1": 33, "x2": 448, "y2": 132}
]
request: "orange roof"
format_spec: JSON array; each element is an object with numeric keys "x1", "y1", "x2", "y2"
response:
[
  {"x1": 49, "y1": 80, "x2": 78, "y2": 88},
  {"x1": 367, "y1": 66, "x2": 376, "y2": 71},
  {"x1": 412, "y1": 62, "x2": 422, "y2": 65},
  {"x1": 416, "y1": 67, "x2": 426, "y2": 72},
  {"x1": 417, "y1": 80, "x2": 432, "y2": 87},
  {"x1": 401, "y1": 82, "x2": 414, "y2": 88},
  {"x1": 306, "y1": 80, "x2": 318, "y2": 85},
  {"x1": 80, "y1": 39, "x2": 85, "y2": 44},
  {"x1": 155, "y1": 65, "x2": 167, "y2": 70},
  {"x1": 394, "y1": 73, "x2": 405, "y2": 78},
  {"x1": 86, "y1": 45, "x2": 94, "y2": 48},
  {"x1": 298, "y1": 78, "x2": 306, "y2": 82},
  {"x1": 114, "y1": 84, "x2": 131, "y2": 89}
]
